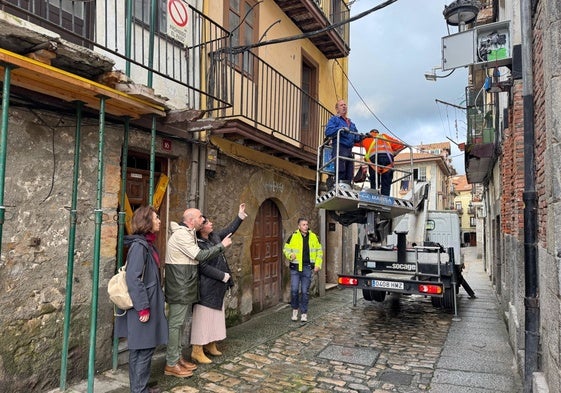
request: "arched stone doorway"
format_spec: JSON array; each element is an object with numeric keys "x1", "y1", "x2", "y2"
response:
[{"x1": 251, "y1": 199, "x2": 282, "y2": 313}]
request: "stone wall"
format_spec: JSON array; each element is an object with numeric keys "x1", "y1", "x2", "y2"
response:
[
  {"x1": 204, "y1": 153, "x2": 319, "y2": 324},
  {"x1": 0, "y1": 107, "x2": 115, "y2": 392},
  {"x1": 494, "y1": 1, "x2": 561, "y2": 390},
  {"x1": 536, "y1": 0, "x2": 561, "y2": 391},
  {"x1": 497, "y1": 78, "x2": 526, "y2": 367},
  {"x1": 0, "y1": 105, "x2": 324, "y2": 392}
]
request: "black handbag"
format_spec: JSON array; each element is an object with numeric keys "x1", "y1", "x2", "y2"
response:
[{"x1": 353, "y1": 165, "x2": 368, "y2": 183}]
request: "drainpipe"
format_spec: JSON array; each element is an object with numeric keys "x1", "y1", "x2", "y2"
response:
[
  {"x1": 111, "y1": 118, "x2": 130, "y2": 370},
  {"x1": 188, "y1": 134, "x2": 200, "y2": 208},
  {"x1": 318, "y1": 209, "x2": 326, "y2": 297},
  {"x1": 198, "y1": 141, "x2": 206, "y2": 210},
  {"x1": 59, "y1": 101, "x2": 84, "y2": 390},
  {"x1": 0, "y1": 65, "x2": 12, "y2": 257},
  {"x1": 520, "y1": 1, "x2": 539, "y2": 392},
  {"x1": 87, "y1": 96, "x2": 108, "y2": 393}
]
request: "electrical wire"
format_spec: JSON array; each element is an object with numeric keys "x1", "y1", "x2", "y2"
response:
[
  {"x1": 331, "y1": 60, "x2": 341, "y2": 103},
  {"x1": 230, "y1": 0, "x2": 263, "y2": 36},
  {"x1": 222, "y1": 0, "x2": 399, "y2": 54},
  {"x1": 335, "y1": 59, "x2": 464, "y2": 164},
  {"x1": 434, "y1": 68, "x2": 456, "y2": 79},
  {"x1": 334, "y1": 59, "x2": 398, "y2": 140},
  {"x1": 30, "y1": 109, "x2": 64, "y2": 204}
]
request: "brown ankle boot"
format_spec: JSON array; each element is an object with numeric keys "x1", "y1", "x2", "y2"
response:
[
  {"x1": 204, "y1": 341, "x2": 222, "y2": 356},
  {"x1": 191, "y1": 345, "x2": 212, "y2": 364}
]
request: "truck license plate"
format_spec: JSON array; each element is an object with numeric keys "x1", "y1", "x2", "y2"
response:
[{"x1": 372, "y1": 280, "x2": 404, "y2": 290}]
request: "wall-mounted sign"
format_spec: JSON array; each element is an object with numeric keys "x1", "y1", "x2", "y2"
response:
[{"x1": 167, "y1": 0, "x2": 189, "y2": 44}]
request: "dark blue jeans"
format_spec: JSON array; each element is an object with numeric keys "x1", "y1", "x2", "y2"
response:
[
  {"x1": 332, "y1": 146, "x2": 354, "y2": 182},
  {"x1": 290, "y1": 265, "x2": 313, "y2": 313},
  {"x1": 129, "y1": 347, "x2": 155, "y2": 393},
  {"x1": 368, "y1": 153, "x2": 394, "y2": 196}
]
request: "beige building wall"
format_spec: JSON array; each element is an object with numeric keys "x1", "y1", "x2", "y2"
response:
[{"x1": 205, "y1": 0, "x2": 347, "y2": 116}]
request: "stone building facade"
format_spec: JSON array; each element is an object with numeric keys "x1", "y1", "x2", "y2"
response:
[
  {"x1": 529, "y1": 1, "x2": 561, "y2": 391},
  {"x1": 0, "y1": 1, "x2": 352, "y2": 391},
  {"x1": 0, "y1": 102, "x2": 322, "y2": 392},
  {"x1": 474, "y1": 1, "x2": 561, "y2": 391}
]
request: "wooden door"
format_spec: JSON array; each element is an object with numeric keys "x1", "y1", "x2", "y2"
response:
[
  {"x1": 125, "y1": 153, "x2": 168, "y2": 259},
  {"x1": 301, "y1": 58, "x2": 318, "y2": 149},
  {"x1": 251, "y1": 199, "x2": 282, "y2": 313}
]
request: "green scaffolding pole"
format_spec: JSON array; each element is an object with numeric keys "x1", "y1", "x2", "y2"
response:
[
  {"x1": 147, "y1": 0, "x2": 157, "y2": 87},
  {"x1": 125, "y1": 0, "x2": 133, "y2": 77},
  {"x1": 59, "y1": 101, "x2": 84, "y2": 390},
  {"x1": 112, "y1": 118, "x2": 130, "y2": 370},
  {"x1": 149, "y1": 116, "x2": 156, "y2": 205},
  {"x1": 87, "y1": 96, "x2": 108, "y2": 393},
  {"x1": 0, "y1": 64, "x2": 13, "y2": 258}
]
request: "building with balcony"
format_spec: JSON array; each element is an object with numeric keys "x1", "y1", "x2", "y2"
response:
[
  {"x1": 451, "y1": 174, "x2": 477, "y2": 246},
  {"x1": 0, "y1": 0, "x2": 351, "y2": 391}
]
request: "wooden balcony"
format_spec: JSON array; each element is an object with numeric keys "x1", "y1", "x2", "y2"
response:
[{"x1": 274, "y1": 0, "x2": 350, "y2": 59}]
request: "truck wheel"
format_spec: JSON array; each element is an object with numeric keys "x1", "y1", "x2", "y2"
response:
[
  {"x1": 430, "y1": 296, "x2": 442, "y2": 308},
  {"x1": 430, "y1": 290, "x2": 455, "y2": 311},
  {"x1": 442, "y1": 289, "x2": 455, "y2": 311},
  {"x1": 363, "y1": 289, "x2": 386, "y2": 302}
]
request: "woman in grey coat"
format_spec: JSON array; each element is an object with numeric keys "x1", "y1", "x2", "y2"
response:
[{"x1": 115, "y1": 206, "x2": 168, "y2": 393}]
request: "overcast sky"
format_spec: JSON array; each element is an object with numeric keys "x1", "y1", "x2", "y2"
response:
[{"x1": 347, "y1": 0, "x2": 468, "y2": 174}]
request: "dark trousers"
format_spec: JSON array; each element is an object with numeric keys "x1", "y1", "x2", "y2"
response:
[
  {"x1": 332, "y1": 146, "x2": 354, "y2": 182},
  {"x1": 368, "y1": 153, "x2": 394, "y2": 196},
  {"x1": 290, "y1": 265, "x2": 313, "y2": 313},
  {"x1": 129, "y1": 347, "x2": 155, "y2": 393}
]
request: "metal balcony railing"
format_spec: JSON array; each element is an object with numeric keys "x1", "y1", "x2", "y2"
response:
[
  {"x1": 2, "y1": 0, "x2": 333, "y2": 152},
  {"x1": 467, "y1": 104, "x2": 495, "y2": 144},
  {"x1": 466, "y1": 87, "x2": 495, "y2": 145},
  {"x1": 1, "y1": 0, "x2": 232, "y2": 111},
  {"x1": 219, "y1": 50, "x2": 333, "y2": 153},
  {"x1": 464, "y1": 87, "x2": 498, "y2": 183}
]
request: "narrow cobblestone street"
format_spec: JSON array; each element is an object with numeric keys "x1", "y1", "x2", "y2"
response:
[
  {"x1": 178, "y1": 292, "x2": 451, "y2": 392},
  {"x1": 61, "y1": 247, "x2": 521, "y2": 393},
  {"x1": 95, "y1": 288, "x2": 454, "y2": 393}
]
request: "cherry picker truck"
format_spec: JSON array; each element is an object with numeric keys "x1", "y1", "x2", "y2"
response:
[{"x1": 316, "y1": 129, "x2": 474, "y2": 313}]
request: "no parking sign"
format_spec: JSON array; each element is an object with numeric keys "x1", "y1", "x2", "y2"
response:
[{"x1": 167, "y1": 0, "x2": 189, "y2": 43}]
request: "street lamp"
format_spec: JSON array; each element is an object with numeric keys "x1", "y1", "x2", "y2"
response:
[
  {"x1": 424, "y1": 68, "x2": 438, "y2": 81},
  {"x1": 443, "y1": 0, "x2": 482, "y2": 31},
  {"x1": 424, "y1": 66, "x2": 456, "y2": 81}
]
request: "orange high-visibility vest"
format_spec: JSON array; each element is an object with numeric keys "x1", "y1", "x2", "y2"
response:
[{"x1": 358, "y1": 133, "x2": 405, "y2": 174}]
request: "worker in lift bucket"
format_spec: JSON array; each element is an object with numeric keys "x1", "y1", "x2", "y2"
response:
[{"x1": 356, "y1": 129, "x2": 406, "y2": 196}]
